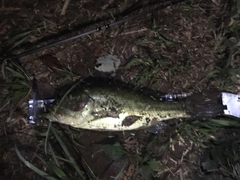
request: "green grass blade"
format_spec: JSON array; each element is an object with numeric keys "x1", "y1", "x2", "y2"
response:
[
  {"x1": 10, "y1": 34, "x2": 30, "y2": 50},
  {"x1": 44, "y1": 121, "x2": 52, "y2": 154},
  {"x1": 70, "y1": 136, "x2": 85, "y2": 148},
  {"x1": 48, "y1": 142, "x2": 60, "y2": 167},
  {"x1": 36, "y1": 154, "x2": 67, "y2": 179},
  {"x1": 35, "y1": 154, "x2": 48, "y2": 167},
  {"x1": 11, "y1": 60, "x2": 30, "y2": 79},
  {"x1": 5, "y1": 30, "x2": 31, "y2": 50},
  {"x1": 48, "y1": 163, "x2": 67, "y2": 179},
  {"x1": 5, "y1": 66, "x2": 26, "y2": 79},
  {"x1": 53, "y1": 81, "x2": 79, "y2": 114},
  {"x1": 114, "y1": 160, "x2": 128, "y2": 180},
  {"x1": 51, "y1": 126, "x2": 85, "y2": 179},
  {"x1": 15, "y1": 144, "x2": 58, "y2": 180},
  {"x1": 125, "y1": 58, "x2": 144, "y2": 69},
  {"x1": 208, "y1": 119, "x2": 240, "y2": 127},
  {"x1": 5, "y1": 30, "x2": 31, "y2": 44}
]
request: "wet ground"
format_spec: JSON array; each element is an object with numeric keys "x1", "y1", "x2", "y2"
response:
[{"x1": 0, "y1": 0, "x2": 239, "y2": 179}]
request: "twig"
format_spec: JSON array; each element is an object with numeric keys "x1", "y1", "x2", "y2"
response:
[
  {"x1": 118, "y1": 28, "x2": 148, "y2": 36},
  {"x1": 61, "y1": 0, "x2": 71, "y2": 15},
  {"x1": 0, "y1": 8, "x2": 21, "y2": 11},
  {"x1": 1, "y1": 0, "x2": 4, "y2": 8}
]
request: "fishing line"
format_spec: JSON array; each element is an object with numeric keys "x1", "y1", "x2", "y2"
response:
[{"x1": 9, "y1": 0, "x2": 184, "y2": 60}]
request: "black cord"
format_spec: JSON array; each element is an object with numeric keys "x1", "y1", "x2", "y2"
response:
[{"x1": 9, "y1": 0, "x2": 184, "y2": 60}]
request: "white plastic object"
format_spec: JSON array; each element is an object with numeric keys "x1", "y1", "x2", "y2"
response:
[
  {"x1": 95, "y1": 54, "x2": 121, "y2": 73},
  {"x1": 222, "y1": 92, "x2": 240, "y2": 118}
]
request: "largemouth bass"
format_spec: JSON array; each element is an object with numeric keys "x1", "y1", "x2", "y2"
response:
[{"x1": 44, "y1": 83, "x2": 224, "y2": 131}]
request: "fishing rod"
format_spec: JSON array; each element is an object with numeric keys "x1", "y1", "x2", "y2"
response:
[{"x1": 8, "y1": 0, "x2": 184, "y2": 60}]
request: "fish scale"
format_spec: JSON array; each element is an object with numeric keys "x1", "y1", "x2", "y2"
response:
[{"x1": 45, "y1": 84, "x2": 191, "y2": 131}]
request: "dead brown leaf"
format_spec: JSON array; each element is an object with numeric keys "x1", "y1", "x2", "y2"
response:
[{"x1": 38, "y1": 54, "x2": 62, "y2": 72}]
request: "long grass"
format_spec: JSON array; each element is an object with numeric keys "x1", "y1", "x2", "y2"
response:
[
  {"x1": 15, "y1": 123, "x2": 87, "y2": 179},
  {"x1": 4, "y1": 1, "x2": 240, "y2": 180}
]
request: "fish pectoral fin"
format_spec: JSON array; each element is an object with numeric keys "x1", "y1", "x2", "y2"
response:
[{"x1": 122, "y1": 115, "x2": 141, "y2": 127}]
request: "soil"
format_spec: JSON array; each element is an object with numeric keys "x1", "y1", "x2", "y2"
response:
[{"x1": 0, "y1": 0, "x2": 237, "y2": 180}]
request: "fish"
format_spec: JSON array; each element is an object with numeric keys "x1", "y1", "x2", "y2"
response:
[{"x1": 44, "y1": 81, "x2": 225, "y2": 131}]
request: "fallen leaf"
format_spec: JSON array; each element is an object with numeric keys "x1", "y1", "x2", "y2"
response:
[
  {"x1": 38, "y1": 54, "x2": 62, "y2": 71},
  {"x1": 36, "y1": 80, "x2": 56, "y2": 99},
  {"x1": 28, "y1": 35, "x2": 39, "y2": 43}
]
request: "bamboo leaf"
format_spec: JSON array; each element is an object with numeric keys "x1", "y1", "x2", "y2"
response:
[
  {"x1": 140, "y1": 165, "x2": 152, "y2": 180},
  {"x1": 102, "y1": 142, "x2": 126, "y2": 161},
  {"x1": 148, "y1": 160, "x2": 165, "y2": 172}
]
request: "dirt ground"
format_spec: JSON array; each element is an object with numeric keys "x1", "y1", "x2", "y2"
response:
[{"x1": 0, "y1": 0, "x2": 239, "y2": 180}]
